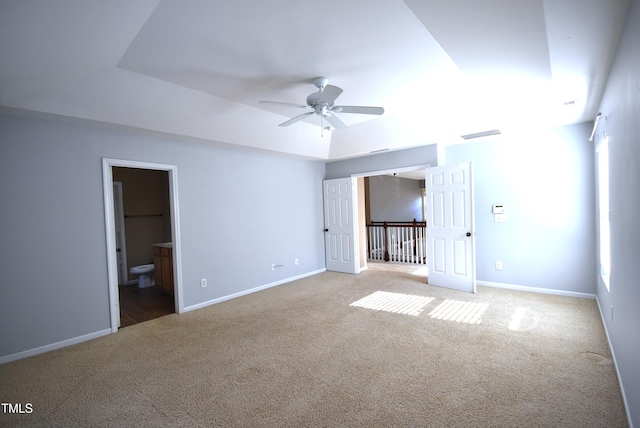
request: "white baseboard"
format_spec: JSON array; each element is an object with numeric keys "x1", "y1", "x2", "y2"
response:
[
  {"x1": 183, "y1": 268, "x2": 327, "y2": 313},
  {"x1": 1, "y1": 270, "x2": 327, "y2": 364},
  {"x1": 0, "y1": 328, "x2": 112, "y2": 365},
  {"x1": 595, "y1": 297, "x2": 634, "y2": 428},
  {"x1": 477, "y1": 280, "x2": 596, "y2": 299}
]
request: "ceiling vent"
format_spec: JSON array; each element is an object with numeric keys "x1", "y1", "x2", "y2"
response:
[{"x1": 460, "y1": 129, "x2": 502, "y2": 140}]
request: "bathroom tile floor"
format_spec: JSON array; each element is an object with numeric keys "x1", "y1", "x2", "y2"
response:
[{"x1": 119, "y1": 284, "x2": 175, "y2": 328}]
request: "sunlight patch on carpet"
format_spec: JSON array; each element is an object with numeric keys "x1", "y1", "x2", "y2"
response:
[
  {"x1": 350, "y1": 291, "x2": 435, "y2": 316},
  {"x1": 428, "y1": 299, "x2": 488, "y2": 324},
  {"x1": 509, "y1": 307, "x2": 527, "y2": 330},
  {"x1": 410, "y1": 266, "x2": 429, "y2": 277},
  {"x1": 508, "y1": 307, "x2": 539, "y2": 331}
]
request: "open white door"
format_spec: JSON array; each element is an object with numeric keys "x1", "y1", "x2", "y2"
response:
[
  {"x1": 323, "y1": 178, "x2": 359, "y2": 274},
  {"x1": 425, "y1": 163, "x2": 476, "y2": 292},
  {"x1": 113, "y1": 182, "x2": 128, "y2": 287}
]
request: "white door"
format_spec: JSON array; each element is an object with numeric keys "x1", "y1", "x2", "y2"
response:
[
  {"x1": 323, "y1": 178, "x2": 359, "y2": 274},
  {"x1": 425, "y1": 163, "x2": 476, "y2": 292},
  {"x1": 113, "y1": 182, "x2": 128, "y2": 286}
]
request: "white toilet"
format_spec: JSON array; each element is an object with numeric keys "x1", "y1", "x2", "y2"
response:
[{"x1": 130, "y1": 264, "x2": 155, "y2": 288}]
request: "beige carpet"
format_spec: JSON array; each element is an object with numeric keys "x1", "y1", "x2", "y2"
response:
[{"x1": 0, "y1": 265, "x2": 628, "y2": 427}]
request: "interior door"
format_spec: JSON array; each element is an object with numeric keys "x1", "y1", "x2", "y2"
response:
[
  {"x1": 113, "y1": 182, "x2": 127, "y2": 286},
  {"x1": 425, "y1": 163, "x2": 476, "y2": 292},
  {"x1": 323, "y1": 178, "x2": 359, "y2": 274}
]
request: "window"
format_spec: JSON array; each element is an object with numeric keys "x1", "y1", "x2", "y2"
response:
[{"x1": 597, "y1": 135, "x2": 611, "y2": 290}]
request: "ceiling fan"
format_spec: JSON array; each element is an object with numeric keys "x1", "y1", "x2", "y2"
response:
[{"x1": 259, "y1": 77, "x2": 384, "y2": 130}]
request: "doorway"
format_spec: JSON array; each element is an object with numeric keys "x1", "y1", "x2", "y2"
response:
[
  {"x1": 358, "y1": 165, "x2": 429, "y2": 272},
  {"x1": 102, "y1": 158, "x2": 183, "y2": 333},
  {"x1": 325, "y1": 163, "x2": 475, "y2": 293},
  {"x1": 323, "y1": 166, "x2": 428, "y2": 275},
  {"x1": 112, "y1": 167, "x2": 174, "y2": 327}
]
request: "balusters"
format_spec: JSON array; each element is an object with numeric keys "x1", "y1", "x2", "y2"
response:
[{"x1": 366, "y1": 220, "x2": 427, "y2": 265}]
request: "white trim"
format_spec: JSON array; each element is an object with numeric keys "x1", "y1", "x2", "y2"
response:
[
  {"x1": 0, "y1": 329, "x2": 112, "y2": 364},
  {"x1": 1, "y1": 269, "x2": 325, "y2": 364},
  {"x1": 102, "y1": 161, "x2": 119, "y2": 332},
  {"x1": 477, "y1": 281, "x2": 596, "y2": 300},
  {"x1": 350, "y1": 164, "x2": 430, "y2": 179},
  {"x1": 183, "y1": 269, "x2": 326, "y2": 313},
  {"x1": 102, "y1": 158, "x2": 185, "y2": 335},
  {"x1": 596, "y1": 297, "x2": 634, "y2": 428}
]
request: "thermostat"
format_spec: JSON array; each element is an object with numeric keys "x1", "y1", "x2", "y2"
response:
[{"x1": 492, "y1": 204, "x2": 506, "y2": 214}]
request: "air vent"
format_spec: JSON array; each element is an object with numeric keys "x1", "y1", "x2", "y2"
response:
[{"x1": 460, "y1": 129, "x2": 502, "y2": 140}]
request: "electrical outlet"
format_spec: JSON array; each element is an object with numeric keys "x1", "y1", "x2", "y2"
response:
[
  {"x1": 271, "y1": 264, "x2": 275, "y2": 271},
  {"x1": 295, "y1": 258, "x2": 299, "y2": 266},
  {"x1": 610, "y1": 305, "x2": 614, "y2": 322},
  {"x1": 200, "y1": 278, "x2": 207, "y2": 288},
  {"x1": 495, "y1": 261, "x2": 503, "y2": 270}
]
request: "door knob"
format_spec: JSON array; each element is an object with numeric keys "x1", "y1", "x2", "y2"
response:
[
  {"x1": 466, "y1": 232, "x2": 471, "y2": 237},
  {"x1": 116, "y1": 248, "x2": 122, "y2": 252},
  {"x1": 324, "y1": 228, "x2": 329, "y2": 232}
]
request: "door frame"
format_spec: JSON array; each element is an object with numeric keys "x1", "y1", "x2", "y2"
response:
[
  {"x1": 337, "y1": 164, "x2": 430, "y2": 273},
  {"x1": 351, "y1": 165, "x2": 431, "y2": 181},
  {"x1": 102, "y1": 158, "x2": 184, "y2": 333}
]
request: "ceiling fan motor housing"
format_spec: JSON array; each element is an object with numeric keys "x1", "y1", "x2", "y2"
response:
[{"x1": 307, "y1": 92, "x2": 323, "y2": 107}]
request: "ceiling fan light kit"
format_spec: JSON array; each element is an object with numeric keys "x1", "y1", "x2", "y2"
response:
[{"x1": 260, "y1": 77, "x2": 384, "y2": 131}]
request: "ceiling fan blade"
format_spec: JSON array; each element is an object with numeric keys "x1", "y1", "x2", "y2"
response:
[
  {"x1": 317, "y1": 85, "x2": 343, "y2": 105},
  {"x1": 332, "y1": 105, "x2": 384, "y2": 115},
  {"x1": 259, "y1": 100, "x2": 310, "y2": 109},
  {"x1": 324, "y1": 113, "x2": 347, "y2": 130},
  {"x1": 279, "y1": 111, "x2": 314, "y2": 127}
]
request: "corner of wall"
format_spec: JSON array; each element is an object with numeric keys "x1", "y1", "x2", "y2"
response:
[
  {"x1": 436, "y1": 143, "x2": 446, "y2": 165},
  {"x1": 595, "y1": 295, "x2": 635, "y2": 428}
]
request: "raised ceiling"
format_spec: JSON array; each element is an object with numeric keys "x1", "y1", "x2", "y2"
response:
[{"x1": 0, "y1": 0, "x2": 628, "y2": 160}]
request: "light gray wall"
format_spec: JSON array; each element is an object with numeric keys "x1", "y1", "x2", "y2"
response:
[
  {"x1": 324, "y1": 145, "x2": 438, "y2": 179},
  {"x1": 368, "y1": 175, "x2": 423, "y2": 222},
  {"x1": 595, "y1": 0, "x2": 640, "y2": 424},
  {"x1": 444, "y1": 123, "x2": 596, "y2": 295},
  {"x1": 0, "y1": 110, "x2": 326, "y2": 359}
]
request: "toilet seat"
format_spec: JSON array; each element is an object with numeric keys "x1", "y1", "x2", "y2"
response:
[{"x1": 130, "y1": 264, "x2": 154, "y2": 275}]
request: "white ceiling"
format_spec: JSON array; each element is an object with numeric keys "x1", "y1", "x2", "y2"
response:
[{"x1": 0, "y1": 0, "x2": 628, "y2": 161}]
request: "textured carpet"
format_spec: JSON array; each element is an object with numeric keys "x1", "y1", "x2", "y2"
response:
[{"x1": 0, "y1": 265, "x2": 628, "y2": 427}]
